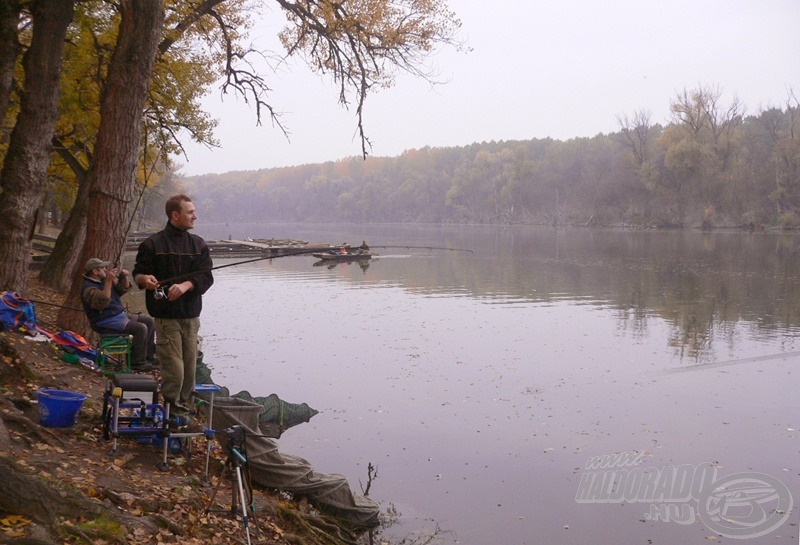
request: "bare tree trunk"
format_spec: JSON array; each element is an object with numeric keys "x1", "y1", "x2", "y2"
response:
[
  {"x1": 59, "y1": 0, "x2": 163, "y2": 332},
  {"x1": 0, "y1": 0, "x2": 21, "y2": 137},
  {"x1": 0, "y1": 0, "x2": 74, "y2": 293},
  {"x1": 39, "y1": 156, "x2": 89, "y2": 291}
]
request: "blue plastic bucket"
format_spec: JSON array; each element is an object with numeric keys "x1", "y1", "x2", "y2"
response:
[{"x1": 37, "y1": 389, "x2": 87, "y2": 428}]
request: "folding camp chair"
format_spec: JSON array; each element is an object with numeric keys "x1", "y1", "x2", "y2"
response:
[{"x1": 95, "y1": 333, "x2": 133, "y2": 374}]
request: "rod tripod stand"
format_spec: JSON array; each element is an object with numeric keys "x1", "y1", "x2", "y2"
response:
[{"x1": 205, "y1": 432, "x2": 261, "y2": 544}]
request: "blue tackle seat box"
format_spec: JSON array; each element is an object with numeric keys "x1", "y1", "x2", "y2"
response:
[{"x1": 110, "y1": 373, "x2": 159, "y2": 403}]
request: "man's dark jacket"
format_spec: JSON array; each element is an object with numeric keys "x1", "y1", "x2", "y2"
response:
[{"x1": 132, "y1": 222, "x2": 214, "y2": 319}]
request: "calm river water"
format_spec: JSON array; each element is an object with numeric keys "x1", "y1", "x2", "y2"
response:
[{"x1": 194, "y1": 223, "x2": 798, "y2": 545}]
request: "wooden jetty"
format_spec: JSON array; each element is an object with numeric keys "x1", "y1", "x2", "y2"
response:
[
  {"x1": 126, "y1": 233, "x2": 335, "y2": 258},
  {"x1": 212, "y1": 239, "x2": 335, "y2": 258}
]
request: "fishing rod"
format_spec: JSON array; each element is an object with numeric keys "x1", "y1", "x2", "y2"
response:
[
  {"x1": 156, "y1": 242, "x2": 474, "y2": 286},
  {"x1": 369, "y1": 245, "x2": 474, "y2": 253},
  {"x1": 22, "y1": 298, "x2": 83, "y2": 313},
  {"x1": 115, "y1": 150, "x2": 156, "y2": 268},
  {"x1": 154, "y1": 247, "x2": 332, "y2": 286}
]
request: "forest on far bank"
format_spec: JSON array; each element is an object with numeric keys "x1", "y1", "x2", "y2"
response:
[{"x1": 181, "y1": 86, "x2": 800, "y2": 229}]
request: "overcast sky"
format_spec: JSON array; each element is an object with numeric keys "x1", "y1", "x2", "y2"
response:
[{"x1": 177, "y1": 0, "x2": 800, "y2": 176}]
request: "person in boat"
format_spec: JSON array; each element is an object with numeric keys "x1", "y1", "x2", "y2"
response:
[
  {"x1": 358, "y1": 240, "x2": 370, "y2": 252},
  {"x1": 81, "y1": 257, "x2": 157, "y2": 372}
]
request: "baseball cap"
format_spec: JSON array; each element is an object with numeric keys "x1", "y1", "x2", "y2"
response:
[{"x1": 85, "y1": 258, "x2": 111, "y2": 272}]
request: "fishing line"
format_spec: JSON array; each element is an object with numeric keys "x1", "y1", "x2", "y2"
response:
[
  {"x1": 370, "y1": 244, "x2": 473, "y2": 253},
  {"x1": 116, "y1": 149, "x2": 154, "y2": 267},
  {"x1": 648, "y1": 350, "x2": 800, "y2": 375}
]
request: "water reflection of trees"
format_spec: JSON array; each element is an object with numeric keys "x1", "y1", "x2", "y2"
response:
[
  {"x1": 236, "y1": 227, "x2": 800, "y2": 358},
  {"x1": 380, "y1": 230, "x2": 800, "y2": 358}
]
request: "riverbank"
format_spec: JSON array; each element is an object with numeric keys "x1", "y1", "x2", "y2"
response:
[{"x1": 0, "y1": 275, "x2": 364, "y2": 545}]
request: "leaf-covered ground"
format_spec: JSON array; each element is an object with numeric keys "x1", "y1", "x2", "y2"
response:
[{"x1": 0, "y1": 276, "x2": 356, "y2": 545}]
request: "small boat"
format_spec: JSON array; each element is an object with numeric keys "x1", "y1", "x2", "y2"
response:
[{"x1": 312, "y1": 249, "x2": 372, "y2": 261}]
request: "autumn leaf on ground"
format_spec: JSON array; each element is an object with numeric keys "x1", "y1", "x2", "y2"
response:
[{"x1": 0, "y1": 515, "x2": 31, "y2": 528}]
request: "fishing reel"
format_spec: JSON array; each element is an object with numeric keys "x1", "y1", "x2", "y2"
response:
[
  {"x1": 153, "y1": 285, "x2": 167, "y2": 300},
  {"x1": 224, "y1": 425, "x2": 246, "y2": 452}
]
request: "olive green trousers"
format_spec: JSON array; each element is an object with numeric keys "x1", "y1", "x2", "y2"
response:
[{"x1": 155, "y1": 317, "x2": 200, "y2": 417}]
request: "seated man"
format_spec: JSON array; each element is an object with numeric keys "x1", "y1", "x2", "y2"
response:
[{"x1": 81, "y1": 257, "x2": 157, "y2": 372}]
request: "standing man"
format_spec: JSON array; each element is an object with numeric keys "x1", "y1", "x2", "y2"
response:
[
  {"x1": 133, "y1": 195, "x2": 213, "y2": 428},
  {"x1": 81, "y1": 257, "x2": 157, "y2": 372}
]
